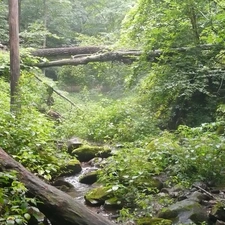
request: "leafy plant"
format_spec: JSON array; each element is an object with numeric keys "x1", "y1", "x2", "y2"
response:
[{"x1": 0, "y1": 170, "x2": 37, "y2": 225}]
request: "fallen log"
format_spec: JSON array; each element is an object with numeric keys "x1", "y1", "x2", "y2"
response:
[
  {"x1": 32, "y1": 46, "x2": 106, "y2": 59},
  {"x1": 36, "y1": 51, "x2": 140, "y2": 68},
  {"x1": 0, "y1": 148, "x2": 115, "y2": 225}
]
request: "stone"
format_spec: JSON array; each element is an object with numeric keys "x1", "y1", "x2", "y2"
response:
[
  {"x1": 104, "y1": 197, "x2": 122, "y2": 210},
  {"x1": 79, "y1": 171, "x2": 98, "y2": 184},
  {"x1": 72, "y1": 145, "x2": 111, "y2": 162},
  {"x1": 67, "y1": 137, "x2": 83, "y2": 154},
  {"x1": 216, "y1": 220, "x2": 225, "y2": 225},
  {"x1": 158, "y1": 198, "x2": 208, "y2": 224},
  {"x1": 59, "y1": 158, "x2": 82, "y2": 176},
  {"x1": 211, "y1": 203, "x2": 225, "y2": 222},
  {"x1": 136, "y1": 217, "x2": 172, "y2": 225},
  {"x1": 84, "y1": 186, "x2": 112, "y2": 206}
]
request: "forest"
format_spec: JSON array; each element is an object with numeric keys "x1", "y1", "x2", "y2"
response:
[{"x1": 1, "y1": 0, "x2": 225, "y2": 225}]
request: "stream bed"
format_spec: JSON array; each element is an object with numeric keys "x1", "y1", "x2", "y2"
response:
[{"x1": 64, "y1": 163, "x2": 119, "y2": 223}]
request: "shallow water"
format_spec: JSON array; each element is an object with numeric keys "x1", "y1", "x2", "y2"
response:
[{"x1": 64, "y1": 163, "x2": 118, "y2": 222}]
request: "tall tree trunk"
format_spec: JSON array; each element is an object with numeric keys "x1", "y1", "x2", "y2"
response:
[
  {"x1": 8, "y1": 0, "x2": 20, "y2": 111},
  {"x1": 43, "y1": 0, "x2": 47, "y2": 48}
]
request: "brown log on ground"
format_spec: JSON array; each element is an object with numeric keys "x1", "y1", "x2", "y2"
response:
[{"x1": 0, "y1": 148, "x2": 115, "y2": 225}]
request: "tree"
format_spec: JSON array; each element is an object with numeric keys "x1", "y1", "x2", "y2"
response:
[
  {"x1": 120, "y1": 0, "x2": 225, "y2": 128},
  {"x1": 8, "y1": 0, "x2": 20, "y2": 111}
]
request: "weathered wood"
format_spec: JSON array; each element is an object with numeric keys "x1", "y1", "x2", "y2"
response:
[
  {"x1": 32, "y1": 46, "x2": 106, "y2": 59},
  {"x1": 33, "y1": 44, "x2": 222, "y2": 68},
  {"x1": 9, "y1": 0, "x2": 20, "y2": 110},
  {"x1": 0, "y1": 148, "x2": 115, "y2": 225},
  {"x1": 36, "y1": 51, "x2": 140, "y2": 68}
]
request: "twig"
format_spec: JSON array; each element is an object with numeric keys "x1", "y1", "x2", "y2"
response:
[
  {"x1": 34, "y1": 74, "x2": 83, "y2": 111},
  {"x1": 192, "y1": 184, "x2": 216, "y2": 200}
]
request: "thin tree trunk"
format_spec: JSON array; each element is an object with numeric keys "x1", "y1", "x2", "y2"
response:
[{"x1": 8, "y1": 0, "x2": 20, "y2": 111}]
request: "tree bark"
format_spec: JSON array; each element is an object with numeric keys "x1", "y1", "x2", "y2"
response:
[
  {"x1": 32, "y1": 44, "x2": 221, "y2": 68},
  {"x1": 8, "y1": 0, "x2": 20, "y2": 111},
  {"x1": 0, "y1": 148, "x2": 115, "y2": 225},
  {"x1": 32, "y1": 46, "x2": 107, "y2": 59},
  {"x1": 36, "y1": 51, "x2": 140, "y2": 68}
]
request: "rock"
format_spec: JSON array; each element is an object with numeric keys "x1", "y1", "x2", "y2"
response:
[
  {"x1": 141, "y1": 177, "x2": 164, "y2": 193},
  {"x1": 84, "y1": 186, "x2": 112, "y2": 206},
  {"x1": 158, "y1": 197, "x2": 208, "y2": 224},
  {"x1": 216, "y1": 220, "x2": 225, "y2": 225},
  {"x1": 136, "y1": 217, "x2": 172, "y2": 225},
  {"x1": 79, "y1": 171, "x2": 98, "y2": 184},
  {"x1": 59, "y1": 158, "x2": 82, "y2": 176},
  {"x1": 53, "y1": 178, "x2": 74, "y2": 189},
  {"x1": 189, "y1": 191, "x2": 209, "y2": 202},
  {"x1": 211, "y1": 203, "x2": 225, "y2": 222},
  {"x1": 27, "y1": 206, "x2": 46, "y2": 224},
  {"x1": 104, "y1": 197, "x2": 123, "y2": 210},
  {"x1": 67, "y1": 137, "x2": 83, "y2": 154},
  {"x1": 88, "y1": 157, "x2": 107, "y2": 167},
  {"x1": 72, "y1": 145, "x2": 111, "y2": 162}
]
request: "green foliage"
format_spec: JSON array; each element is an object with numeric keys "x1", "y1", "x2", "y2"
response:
[
  {"x1": 57, "y1": 62, "x2": 132, "y2": 95},
  {"x1": 0, "y1": 51, "x2": 10, "y2": 79},
  {"x1": 0, "y1": 1, "x2": 8, "y2": 44},
  {"x1": 97, "y1": 126, "x2": 225, "y2": 218},
  {"x1": 18, "y1": 0, "x2": 134, "y2": 47},
  {"x1": 0, "y1": 170, "x2": 37, "y2": 225},
  {"x1": 118, "y1": 0, "x2": 225, "y2": 129},
  {"x1": 55, "y1": 95, "x2": 158, "y2": 142},
  {"x1": 0, "y1": 77, "x2": 66, "y2": 180},
  {"x1": 20, "y1": 21, "x2": 60, "y2": 48}
]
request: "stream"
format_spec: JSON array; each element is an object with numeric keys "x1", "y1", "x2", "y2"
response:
[{"x1": 64, "y1": 162, "x2": 118, "y2": 223}]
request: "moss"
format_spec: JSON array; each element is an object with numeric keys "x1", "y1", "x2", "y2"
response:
[
  {"x1": 104, "y1": 197, "x2": 122, "y2": 209},
  {"x1": 72, "y1": 145, "x2": 111, "y2": 161},
  {"x1": 137, "y1": 217, "x2": 172, "y2": 225},
  {"x1": 59, "y1": 158, "x2": 81, "y2": 176},
  {"x1": 79, "y1": 171, "x2": 98, "y2": 184},
  {"x1": 158, "y1": 208, "x2": 178, "y2": 219},
  {"x1": 85, "y1": 186, "x2": 112, "y2": 206}
]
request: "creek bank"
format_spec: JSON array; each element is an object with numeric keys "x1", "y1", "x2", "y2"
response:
[{"x1": 53, "y1": 138, "x2": 225, "y2": 225}]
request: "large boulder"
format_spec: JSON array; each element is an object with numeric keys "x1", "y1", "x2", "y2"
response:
[
  {"x1": 84, "y1": 186, "x2": 113, "y2": 206},
  {"x1": 59, "y1": 158, "x2": 82, "y2": 176},
  {"x1": 72, "y1": 145, "x2": 111, "y2": 162},
  {"x1": 158, "y1": 192, "x2": 208, "y2": 224},
  {"x1": 79, "y1": 170, "x2": 98, "y2": 184}
]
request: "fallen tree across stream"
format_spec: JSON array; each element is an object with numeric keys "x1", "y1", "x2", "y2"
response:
[
  {"x1": 0, "y1": 148, "x2": 115, "y2": 225},
  {"x1": 31, "y1": 44, "x2": 222, "y2": 68}
]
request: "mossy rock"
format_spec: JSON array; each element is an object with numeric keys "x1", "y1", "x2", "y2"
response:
[
  {"x1": 72, "y1": 145, "x2": 111, "y2": 162},
  {"x1": 67, "y1": 137, "x2": 83, "y2": 154},
  {"x1": 84, "y1": 186, "x2": 112, "y2": 206},
  {"x1": 157, "y1": 208, "x2": 178, "y2": 219},
  {"x1": 59, "y1": 158, "x2": 82, "y2": 176},
  {"x1": 104, "y1": 197, "x2": 123, "y2": 210},
  {"x1": 158, "y1": 199, "x2": 207, "y2": 224},
  {"x1": 146, "y1": 178, "x2": 163, "y2": 191},
  {"x1": 137, "y1": 217, "x2": 172, "y2": 225},
  {"x1": 79, "y1": 171, "x2": 98, "y2": 184}
]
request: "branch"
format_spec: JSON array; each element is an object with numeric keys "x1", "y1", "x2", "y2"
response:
[
  {"x1": 32, "y1": 44, "x2": 223, "y2": 68},
  {"x1": 34, "y1": 74, "x2": 83, "y2": 111},
  {"x1": 35, "y1": 51, "x2": 140, "y2": 68},
  {"x1": 32, "y1": 46, "x2": 107, "y2": 59}
]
